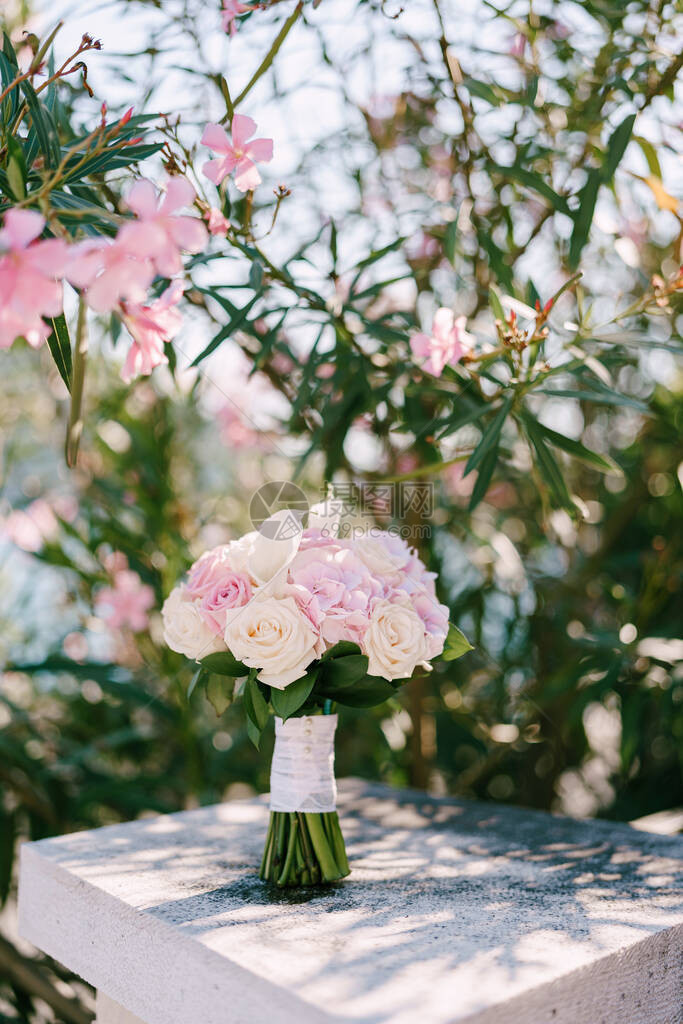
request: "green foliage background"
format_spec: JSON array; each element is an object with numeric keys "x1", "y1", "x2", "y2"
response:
[{"x1": 0, "y1": 0, "x2": 681, "y2": 1019}]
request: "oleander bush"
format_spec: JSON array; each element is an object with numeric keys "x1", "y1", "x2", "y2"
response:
[{"x1": 0, "y1": 0, "x2": 681, "y2": 1019}]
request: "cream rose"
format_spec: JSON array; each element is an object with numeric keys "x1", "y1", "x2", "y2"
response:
[
  {"x1": 162, "y1": 587, "x2": 225, "y2": 660},
  {"x1": 224, "y1": 595, "x2": 318, "y2": 688},
  {"x1": 363, "y1": 597, "x2": 427, "y2": 681}
]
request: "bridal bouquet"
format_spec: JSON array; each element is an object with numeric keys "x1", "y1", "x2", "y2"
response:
[{"x1": 162, "y1": 504, "x2": 471, "y2": 886}]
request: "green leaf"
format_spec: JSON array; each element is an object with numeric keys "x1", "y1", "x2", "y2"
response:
[
  {"x1": 270, "y1": 672, "x2": 316, "y2": 721},
  {"x1": 489, "y1": 285, "x2": 505, "y2": 322},
  {"x1": 20, "y1": 79, "x2": 60, "y2": 168},
  {"x1": 329, "y1": 675, "x2": 398, "y2": 708},
  {"x1": 248, "y1": 260, "x2": 263, "y2": 290},
  {"x1": 243, "y1": 672, "x2": 269, "y2": 748},
  {"x1": 464, "y1": 396, "x2": 512, "y2": 477},
  {"x1": 444, "y1": 216, "x2": 459, "y2": 265},
  {"x1": 45, "y1": 314, "x2": 72, "y2": 392},
  {"x1": 467, "y1": 444, "x2": 499, "y2": 511},
  {"x1": 205, "y1": 675, "x2": 234, "y2": 716},
  {"x1": 0, "y1": 808, "x2": 15, "y2": 903},
  {"x1": 603, "y1": 114, "x2": 636, "y2": 181},
  {"x1": 443, "y1": 623, "x2": 474, "y2": 661},
  {"x1": 191, "y1": 293, "x2": 261, "y2": 366},
  {"x1": 321, "y1": 654, "x2": 369, "y2": 690},
  {"x1": 489, "y1": 164, "x2": 570, "y2": 215},
  {"x1": 633, "y1": 136, "x2": 662, "y2": 179},
  {"x1": 187, "y1": 667, "x2": 205, "y2": 701},
  {"x1": 6, "y1": 135, "x2": 26, "y2": 199},
  {"x1": 464, "y1": 77, "x2": 507, "y2": 107},
  {"x1": 522, "y1": 413, "x2": 574, "y2": 509},
  {"x1": 569, "y1": 168, "x2": 601, "y2": 269},
  {"x1": 534, "y1": 386, "x2": 648, "y2": 412},
  {"x1": 532, "y1": 419, "x2": 623, "y2": 476},
  {"x1": 201, "y1": 651, "x2": 248, "y2": 677},
  {"x1": 320, "y1": 641, "x2": 362, "y2": 661}
]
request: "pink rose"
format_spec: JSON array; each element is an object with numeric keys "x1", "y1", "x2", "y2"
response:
[
  {"x1": 185, "y1": 546, "x2": 233, "y2": 599},
  {"x1": 199, "y1": 570, "x2": 253, "y2": 634}
]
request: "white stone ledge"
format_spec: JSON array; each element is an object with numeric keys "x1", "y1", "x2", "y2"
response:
[{"x1": 18, "y1": 779, "x2": 683, "y2": 1024}]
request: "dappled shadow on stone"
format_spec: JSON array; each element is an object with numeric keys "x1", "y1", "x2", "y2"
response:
[{"x1": 29, "y1": 779, "x2": 683, "y2": 1023}]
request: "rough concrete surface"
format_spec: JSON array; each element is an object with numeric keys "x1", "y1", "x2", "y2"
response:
[{"x1": 18, "y1": 779, "x2": 683, "y2": 1024}]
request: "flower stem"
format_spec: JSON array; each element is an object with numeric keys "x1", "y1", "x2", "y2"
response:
[
  {"x1": 260, "y1": 810, "x2": 349, "y2": 886},
  {"x1": 277, "y1": 813, "x2": 299, "y2": 886}
]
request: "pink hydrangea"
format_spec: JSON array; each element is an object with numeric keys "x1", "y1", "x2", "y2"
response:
[
  {"x1": 95, "y1": 569, "x2": 155, "y2": 632},
  {"x1": 288, "y1": 545, "x2": 383, "y2": 646},
  {"x1": 120, "y1": 281, "x2": 184, "y2": 383},
  {"x1": 202, "y1": 115, "x2": 273, "y2": 193},
  {"x1": 199, "y1": 570, "x2": 253, "y2": 634},
  {"x1": 221, "y1": 0, "x2": 254, "y2": 35},
  {"x1": 119, "y1": 177, "x2": 208, "y2": 277},
  {"x1": 0, "y1": 209, "x2": 67, "y2": 349},
  {"x1": 66, "y1": 237, "x2": 154, "y2": 313},
  {"x1": 410, "y1": 308, "x2": 474, "y2": 377}
]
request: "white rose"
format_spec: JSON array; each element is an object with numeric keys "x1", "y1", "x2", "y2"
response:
[
  {"x1": 225, "y1": 595, "x2": 318, "y2": 689},
  {"x1": 162, "y1": 587, "x2": 225, "y2": 660},
  {"x1": 363, "y1": 597, "x2": 427, "y2": 680},
  {"x1": 246, "y1": 509, "x2": 303, "y2": 587}
]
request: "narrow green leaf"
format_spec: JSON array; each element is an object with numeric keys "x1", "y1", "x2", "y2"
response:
[
  {"x1": 20, "y1": 79, "x2": 60, "y2": 167},
  {"x1": 464, "y1": 77, "x2": 507, "y2": 107},
  {"x1": 603, "y1": 114, "x2": 636, "y2": 181},
  {"x1": 468, "y1": 444, "x2": 499, "y2": 510},
  {"x1": 569, "y1": 169, "x2": 601, "y2": 269},
  {"x1": 489, "y1": 285, "x2": 505, "y2": 322},
  {"x1": 6, "y1": 135, "x2": 26, "y2": 199},
  {"x1": 532, "y1": 419, "x2": 623, "y2": 476},
  {"x1": 443, "y1": 623, "x2": 474, "y2": 661},
  {"x1": 248, "y1": 260, "x2": 263, "y2": 290},
  {"x1": 633, "y1": 136, "x2": 662, "y2": 179},
  {"x1": 522, "y1": 414, "x2": 574, "y2": 509},
  {"x1": 187, "y1": 667, "x2": 205, "y2": 701},
  {"x1": 489, "y1": 163, "x2": 570, "y2": 215},
  {"x1": 464, "y1": 396, "x2": 512, "y2": 477},
  {"x1": 191, "y1": 293, "x2": 260, "y2": 367},
  {"x1": 444, "y1": 216, "x2": 458, "y2": 265},
  {"x1": 270, "y1": 672, "x2": 316, "y2": 721},
  {"x1": 45, "y1": 313, "x2": 72, "y2": 392},
  {"x1": 244, "y1": 673, "x2": 269, "y2": 729}
]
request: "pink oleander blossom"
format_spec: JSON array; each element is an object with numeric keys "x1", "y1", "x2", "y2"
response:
[
  {"x1": 206, "y1": 207, "x2": 232, "y2": 235},
  {"x1": 119, "y1": 177, "x2": 208, "y2": 277},
  {"x1": 199, "y1": 569, "x2": 253, "y2": 634},
  {"x1": 410, "y1": 308, "x2": 474, "y2": 377},
  {"x1": 95, "y1": 569, "x2": 155, "y2": 632},
  {"x1": 120, "y1": 281, "x2": 184, "y2": 383},
  {"x1": 66, "y1": 237, "x2": 154, "y2": 313},
  {"x1": 202, "y1": 115, "x2": 273, "y2": 193},
  {"x1": 221, "y1": 0, "x2": 254, "y2": 35},
  {"x1": 0, "y1": 209, "x2": 67, "y2": 349},
  {"x1": 1, "y1": 498, "x2": 59, "y2": 552}
]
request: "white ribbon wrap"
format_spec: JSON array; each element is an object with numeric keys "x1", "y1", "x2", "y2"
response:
[{"x1": 269, "y1": 714, "x2": 338, "y2": 813}]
